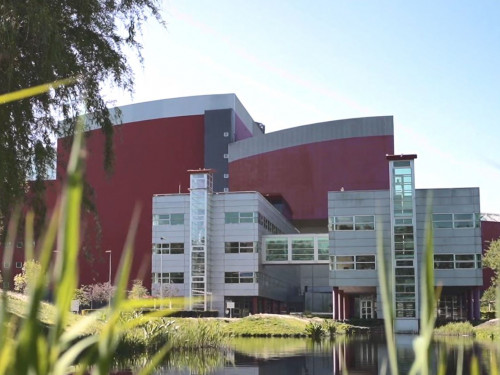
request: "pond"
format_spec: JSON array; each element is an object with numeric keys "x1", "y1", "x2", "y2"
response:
[{"x1": 115, "y1": 335, "x2": 500, "y2": 374}]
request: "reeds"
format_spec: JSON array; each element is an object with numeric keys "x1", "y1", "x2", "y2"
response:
[
  {"x1": 0, "y1": 83, "x2": 181, "y2": 374},
  {"x1": 377, "y1": 206, "x2": 498, "y2": 374}
]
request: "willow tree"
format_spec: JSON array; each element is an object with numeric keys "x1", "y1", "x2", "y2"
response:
[{"x1": 0, "y1": 1, "x2": 163, "y2": 235}]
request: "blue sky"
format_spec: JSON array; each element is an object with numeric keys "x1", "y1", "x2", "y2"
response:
[{"x1": 106, "y1": 1, "x2": 500, "y2": 214}]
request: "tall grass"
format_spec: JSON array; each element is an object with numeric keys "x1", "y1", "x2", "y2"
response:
[
  {"x1": 377, "y1": 207, "x2": 496, "y2": 375},
  {"x1": 0, "y1": 83, "x2": 181, "y2": 374}
]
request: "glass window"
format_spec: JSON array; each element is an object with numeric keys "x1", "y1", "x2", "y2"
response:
[
  {"x1": 225, "y1": 242, "x2": 255, "y2": 254},
  {"x1": 170, "y1": 243, "x2": 184, "y2": 254},
  {"x1": 266, "y1": 239, "x2": 288, "y2": 261},
  {"x1": 454, "y1": 213, "x2": 474, "y2": 228},
  {"x1": 225, "y1": 212, "x2": 239, "y2": 224},
  {"x1": 224, "y1": 272, "x2": 256, "y2": 283},
  {"x1": 224, "y1": 272, "x2": 239, "y2": 283},
  {"x1": 455, "y1": 254, "x2": 475, "y2": 268},
  {"x1": 225, "y1": 242, "x2": 239, "y2": 253},
  {"x1": 154, "y1": 272, "x2": 184, "y2": 284},
  {"x1": 335, "y1": 255, "x2": 354, "y2": 270},
  {"x1": 393, "y1": 161, "x2": 410, "y2": 167},
  {"x1": 170, "y1": 272, "x2": 184, "y2": 283},
  {"x1": 334, "y1": 216, "x2": 354, "y2": 231},
  {"x1": 317, "y1": 238, "x2": 329, "y2": 261},
  {"x1": 355, "y1": 216, "x2": 375, "y2": 230},
  {"x1": 153, "y1": 213, "x2": 184, "y2": 226},
  {"x1": 225, "y1": 212, "x2": 258, "y2": 224},
  {"x1": 356, "y1": 255, "x2": 376, "y2": 270},
  {"x1": 434, "y1": 254, "x2": 454, "y2": 269},
  {"x1": 239, "y1": 272, "x2": 255, "y2": 283},
  {"x1": 291, "y1": 238, "x2": 314, "y2": 261},
  {"x1": 240, "y1": 212, "x2": 255, "y2": 223},
  {"x1": 170, "y1": 214, "x2": 184, "y2": 225},
  {"x1": 152, "y1": 243, "x2": 184, "y2": 255}
]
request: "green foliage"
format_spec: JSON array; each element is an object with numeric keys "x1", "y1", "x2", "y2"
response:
[
  {"x1": 0, "y1": 0, "x2": 163, "y2": 235},
  {"x1": 129, "y1": 280, "x2": 149, "y2": 300},
  {"x1": 305, "y1": 322, "x2": 325, "y2": 340},
  {"x1": 481, "y1": 285, "x2": 497, "y2": 312},
  {"x1": 171, "y1": 319, "x2": 227, "y2": 349},
  {"x1": 483, "y1": 239, "x2": 500, "y2": 286},
  {"x1": 223, "y1": 315, "x2": 309, "y2": 337},
  {"x1": 13, "y1": 260, "x2": 42, "y2": 295},
  {"x1": 0, "y1": 110, "x2": 178, "y2": 374},
  {"x1": 434, "y1": 322, "x2": 474, "y2": 336}
]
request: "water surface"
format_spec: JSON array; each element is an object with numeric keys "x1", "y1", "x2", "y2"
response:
[{"x1": 116, "y1": 335, "x2": 500, "y2": 374}]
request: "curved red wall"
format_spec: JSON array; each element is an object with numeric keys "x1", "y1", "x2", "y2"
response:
[
  {"x1": 229, "y1": 135, "x2": 394, "y2": 220},
  {"x1": 56, "y1": 115, "x2": 204, "y2": 288}
]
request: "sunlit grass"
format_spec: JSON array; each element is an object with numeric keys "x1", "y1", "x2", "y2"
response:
[{"x1": 0, "y1": 81, "x2": 179, "y2": 374}]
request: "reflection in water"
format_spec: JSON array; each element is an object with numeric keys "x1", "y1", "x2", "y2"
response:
[{"x1": 112, "y1": 336, "x2": 499, "y2": 374}]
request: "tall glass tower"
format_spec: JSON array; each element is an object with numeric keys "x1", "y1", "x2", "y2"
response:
[
  {"x1": 188, "y1": 169, "x2": 214, "y2": 311},
  {"x1": 387, "y1": 155, "x2": 418, "y2": 332}
]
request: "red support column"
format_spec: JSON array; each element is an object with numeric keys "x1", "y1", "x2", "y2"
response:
[
  {"x1": 474, "y1": 287, "x2": 481, "y2": 320},
  {"x1": 252, "y1": 297, "x2": 258, "y2": 314},
  {"x1": 468, "y1": 290, "x2": 474, "y2": 320},
  {"x1": 344, "y1": 294, "x2": 351, "y2": 320},
  {"x1": 339, "y1": 290, "x2": 345, "y2": 321},
  {"x1": 332, "y1": 287, "x2": 338, "y2": 320}
]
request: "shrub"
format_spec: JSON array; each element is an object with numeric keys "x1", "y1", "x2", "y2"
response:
[
  {"x1": 305, "y1": 322, "x2": 325, "y2": 340},
  {"x1": 434, "y1": 322, "x2": 475, "y2": 336}
]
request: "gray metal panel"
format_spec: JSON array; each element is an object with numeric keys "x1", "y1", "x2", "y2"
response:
[
  {"x1": 85, "y1": 93, "x2": 241, "y2": 129},
  {"x1": 229, "y1": 116, "x2": 393, "y2": 162},
  {"x1": 204, "y1": 109, "x2": 234, "y2": 192}
]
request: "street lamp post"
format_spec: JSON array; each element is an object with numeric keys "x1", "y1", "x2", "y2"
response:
[{"x1": 105, "y1": 250, "x2": 112, "y2": 305}]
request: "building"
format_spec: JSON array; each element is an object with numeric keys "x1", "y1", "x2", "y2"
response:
[{"x1": 3, "y1": 94, "x2": 497, "y2": 327}]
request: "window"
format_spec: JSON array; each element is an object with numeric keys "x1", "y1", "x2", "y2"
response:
[
  {"x1": 355, "y1": 216, "x2": 375, "y2": 231},
  {"x1": 291, "y1": 238, "x2": 314, "y2": 261},
  {"x1": 153, "y1": 213, "x2": 184, "y2": 226},
  {"x1": 330, "y1": 255, "x2": 376, "y2": 270},
  {"x1": 223, "y1": 188, "x2": 229, "y2": 192},
  {"x1": 333, "y1": 216, "x2": 353, "y2": 231},
  {"x1": 434, "y1": 254, "x2": 479, "y2": 269},
  {"x1": 223, "y1": 153, "x2": 229, "y2": 159},
  {"x1": 356, "y1": 255, "x2": 376, "y2": 269},
  {"x1": 454, "y1": 214, "x2": 474, "y2": 229},
  {"x1": 317, "y1": 238, "x2": 329, "y2": 261},
  {"x1": 225, "y1": 271, "x2": 257, "y2": 283},
  {"x1": 476, "y1": 254, "x2": 482, "y2": 269},
  {"x1": 223, "y1": 132, "x2": 229, "y2": 137},
  {"x1": 15, "y1": 262, "x2": 22, "y2": 269},
  {"x1": 16, "y1": 241, "x2": 23, "y2": 248},
  {"x1": 152, "y1": 243, "x2": 184, "y2": 254},
  {"x1": 153, "y1": 272, "x2": 184, "y2": 284},
  {"x1": 265, "y1": 239, "x2": 288, "y2": 261},
  {"x1": 258, "y1": 213, "x2": 283, "y2": 234},
  {"x1": 330, "y1": 216, "x2": 375, "y2": 231},
  {"x1": 225, "y1": 212, "x2": 258, "y2": 224},
  {"x1": 455, "y1": 254, "x2": 475, "y2": 268},
  {"x1": 225, "y1": 242, "x2": 256, "y2": 254},
  {"x1": 223, "y1": 173, "x2": 229, "y2": 178},
  {"x1": 3, "y1": 262, "x2": 10, "y2": 269},
  {"x1": 433, "y1": 213, "x2": 480, "y2": 229},
  {"x1": 333, "y1": 256, "x2": 354, "y2": 270},
  {"x1": 394, "y1": 225, "x2": 414, "y2": 259}
]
